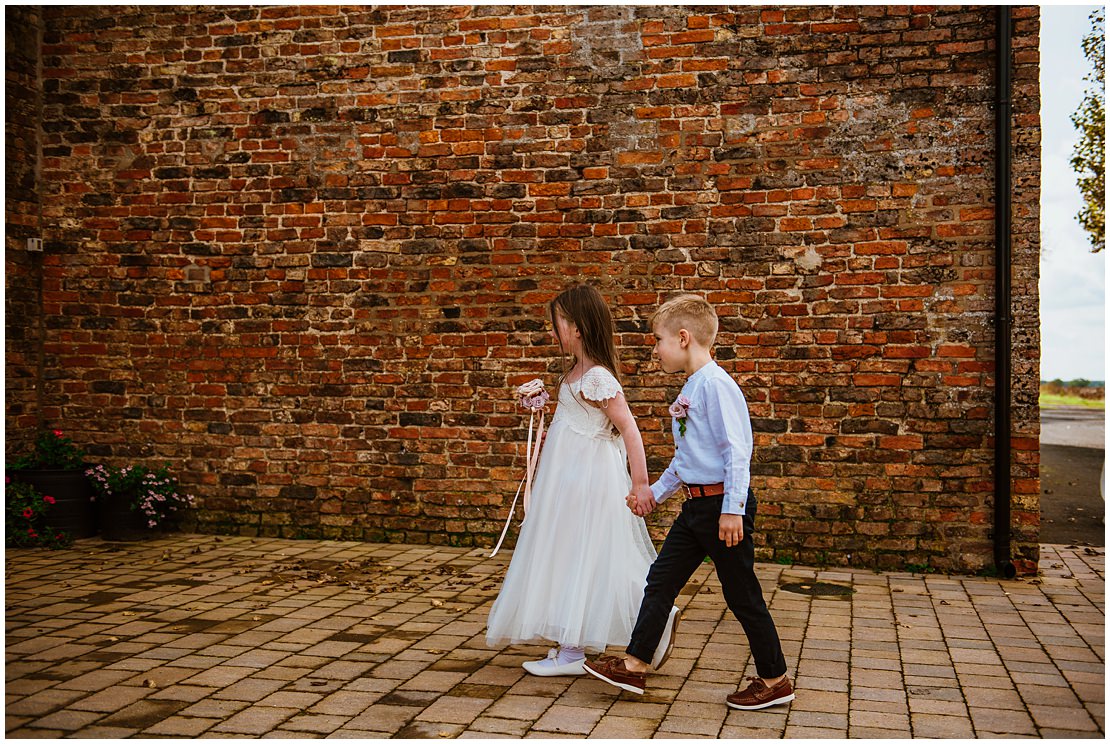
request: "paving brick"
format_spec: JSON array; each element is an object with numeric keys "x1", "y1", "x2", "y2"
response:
[
  {"x1": 851, "y1": 709, "x2": 910, "y2": 730},
  {"x1": 277, "y1": 713, "x2": 350, "y2": 734},
  {"x1": 54, "y1": 669, "x2": 134, "y2": 692},
  {"x1": 657, "y1": 713, "x2": 723, "y2": 737},
  {"x1": 225, "y1": 649, "x2": 291, "y2": 669},
  {"x1": 608, "y1": 700, "x2": 668, "y2": 719},
  {"x1": 1027, "y1": 704, "x2": 1100, "y2": 732},
  {"x1": 790, "y1": 688, "x2": 849, "y2": 714},
  {"x1": 181, "y1": 665, "x2": 255, "y2": 688},
  {"x1": 5, "y1": 538, "x2": 1105, "y2": 741},
  {"x1": 400, "y1": 670, "x2": 470, "y2": 693},
  {"x1": 346, "y1": 703, "x2": 419, "y2": 734},
  {"x1": 69, "y1": 685, "x2": 152, "y2": 712},
  {"x1": 415, "y1": 695, "x2": 494, "y2": 724},
  {"x1": 850, "y1": 724, "x2": 912, "y2": 738},
  {"x1": 533, "y1": 703, "x2": 607, "y2": 735},
  {"x1": 181, "y1": 698, "x2": 251, "y2": 719},
  {"x1": 590, "y1": 715, "x2": 657, "y2": 741},
  {"x1": 5, "y1": 688, "x2": 89, "y2": 717},
  {"x1": 211, "y1": 677, "x2": 286, "y2": 702},
  {"x1": 783, "y1": 724, "x2": 846, "y2": 737},
  {"x1": 23, "y1": 708, "x2": 104, "y2": 731},
  {"x1": 467, "y1": 715, "x2": 532, "y2": 737},
  {"x1": 484, "y1": 694, "x2": 554, "y2": 721},
  {"x1": 212, "y1": 705, "x2": 299, "y2": 735},
  {"x1": 968, "y1": 706, "x2": 1038, "y2": 736},
  {"x1": 6, "y1": 727, "x2": 69, "y2": 738},
  {"x1": 328, "y1": 728, "x2": 393, "y2": 739},
  {"x1": 907, "y1": 697, "x2": 968, "y2": 717},
  {"x1": 142, "y1": 715, "x2": 217, "y2": 737}
]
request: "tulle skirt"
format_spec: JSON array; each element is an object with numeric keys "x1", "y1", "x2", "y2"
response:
[{"x1": 486, "y1": 419, "x2": 658, "y2": 652}]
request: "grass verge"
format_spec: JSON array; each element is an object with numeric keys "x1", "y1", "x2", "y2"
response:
[{"x1": 1040, "y1": 393, "x2": 1105, "y2": 409}]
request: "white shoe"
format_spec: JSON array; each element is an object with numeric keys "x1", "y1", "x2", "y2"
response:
[
  {"x1": 651, "y1": 605, "x2": 681, "y2": 669},
  {"x1": 522, "y1": 648, "x2": 587, "y2": 677}
]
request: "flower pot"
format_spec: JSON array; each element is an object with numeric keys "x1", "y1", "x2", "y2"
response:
[
  {"x1": 96, "y1": 488, "x2": 155, "y2": 541},
  {"x1": 9, "y1": 468, "x2": 98, "y2": 538}
]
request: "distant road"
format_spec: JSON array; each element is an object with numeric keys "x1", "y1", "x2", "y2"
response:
[
  {"x1": 1040, "y1": 406, "x2": 1105, "y2": 449},
  {"x1": 1039, "y1": 405, "x2": 1104, "y2": 547}
]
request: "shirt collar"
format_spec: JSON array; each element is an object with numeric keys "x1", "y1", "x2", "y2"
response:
[{"x1": 687, "y1": 359, "x2": 718, "y2": 384}]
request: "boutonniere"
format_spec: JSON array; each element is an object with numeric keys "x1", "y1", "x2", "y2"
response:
[{"x1": 668, "y1": 394, "x2": 691, "y2": 437}]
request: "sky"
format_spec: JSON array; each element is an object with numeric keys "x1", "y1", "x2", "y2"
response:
[{"x1": 1039, "y1": 5, "x2": 1106, "y2": 382}]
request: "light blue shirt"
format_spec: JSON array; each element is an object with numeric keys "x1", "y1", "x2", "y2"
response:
[{"x1": 650, "y1": 360, "x2": 753, "y2": 515}]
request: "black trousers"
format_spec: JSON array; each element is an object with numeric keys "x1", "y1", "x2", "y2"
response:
[{"x1": 626, "y1": 490, "x2": 788, "y2": 679}]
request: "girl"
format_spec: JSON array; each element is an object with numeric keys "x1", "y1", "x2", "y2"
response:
[{"x1": 486, "y1": 284, "x2": 660, "y2": 675}]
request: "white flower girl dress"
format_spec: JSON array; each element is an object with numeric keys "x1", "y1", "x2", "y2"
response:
[{"x1": 486, "y1": 366, "x2": 658, "y2": 652}]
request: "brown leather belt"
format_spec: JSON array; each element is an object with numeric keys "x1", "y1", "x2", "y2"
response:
[{"x1": 684, "y1": 483, "x2": 725, "y2": 498}]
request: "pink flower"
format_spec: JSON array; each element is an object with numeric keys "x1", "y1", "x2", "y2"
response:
[
  {"x1": 43, "y1": 495, "x2": 56, "y2": 504},
  {"x1": 516, "y1": 379, "x2": 550, "y2": 412},
  {"x1": 669, "y1": 394, "x2": 692, "y2": 437},
  {"x1": 53, "y1": 429, "x2": 63, "y2": 437},
  {"x1": 22, "y1": 508, "x2": 33, "y2": 518}
]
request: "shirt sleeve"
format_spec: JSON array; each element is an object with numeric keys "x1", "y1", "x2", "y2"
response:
[
  {"x1": 650, "y1": 457, "x2": 683, "y2": 504},
  {"x1": 703, "y1": 375, "x2": 753, "y2": 515}
]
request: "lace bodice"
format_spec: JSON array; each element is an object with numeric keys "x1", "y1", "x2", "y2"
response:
[{"x1": 550, "y1": 366, "x2": 623, "y2": 440}]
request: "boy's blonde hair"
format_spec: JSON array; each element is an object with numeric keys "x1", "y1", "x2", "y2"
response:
[{"x1": 650, "y1": 294, "x2": 718, "y2": 346}]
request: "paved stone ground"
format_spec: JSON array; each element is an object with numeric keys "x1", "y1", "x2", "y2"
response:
[{"x1": 5, "y1": 536, "x2": 1104, "y2": 738}]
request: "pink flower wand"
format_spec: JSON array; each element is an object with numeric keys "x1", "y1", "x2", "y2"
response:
[{"x1": 490, "y1": 379, "x2": 551, "y2": 558}]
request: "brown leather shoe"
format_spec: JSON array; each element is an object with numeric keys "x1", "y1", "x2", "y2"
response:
[
  {"x1": 583, "y1": 655, "x2": 647, "y2": 695},
  {"x1": 725, "y1": 676, "x2": 795, "y2": 710}
]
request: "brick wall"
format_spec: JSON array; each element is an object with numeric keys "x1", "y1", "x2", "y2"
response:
[
  {"x1": 8, "y1": 5, "x2": 1041, "y2": 573},
  {"x1": 5, "y1": 5, "x2": 44, "y2": 449}
]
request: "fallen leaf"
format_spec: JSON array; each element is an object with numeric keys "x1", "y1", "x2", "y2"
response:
[
  {"x1": 431, "y1": 599, "x2": 444, "y2": 607},
  {"x1": 144, "y1": 679, "x2": 157, "y2": 688}
]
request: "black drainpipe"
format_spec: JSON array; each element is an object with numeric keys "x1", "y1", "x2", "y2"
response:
[{"x1": 993, "y1": 6, "x2": 1016, "y2": 579}]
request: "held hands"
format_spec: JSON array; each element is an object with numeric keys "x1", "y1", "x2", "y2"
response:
[
  {"x1": 719, "y1": 513, "x2": 745, "y2": 547},
  {"x1": 625, "y1": 484, "x2": 657, "y2": 517}
]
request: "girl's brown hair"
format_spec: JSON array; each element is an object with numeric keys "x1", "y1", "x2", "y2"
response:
[{"x1": 550, "y1": 284, "x2": 622, "y2": 388}]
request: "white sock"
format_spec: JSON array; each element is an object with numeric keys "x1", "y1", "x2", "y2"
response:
[{"x1": 556, "y1": 645, "x2": 585, "y2": 665}]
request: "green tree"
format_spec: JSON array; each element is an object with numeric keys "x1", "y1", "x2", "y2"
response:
[{"x1": 1070, "y1": 8, "x2": 1105, "y2": 253}]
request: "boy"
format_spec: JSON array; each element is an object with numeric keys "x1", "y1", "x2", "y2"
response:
[{"x1": 584, "y1": 294, "x2": 794, "y2": 710}]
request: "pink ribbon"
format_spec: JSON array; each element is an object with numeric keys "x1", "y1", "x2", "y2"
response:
[{"x1": 490, "y1": 380, "x2": 549, "y2": 558}]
